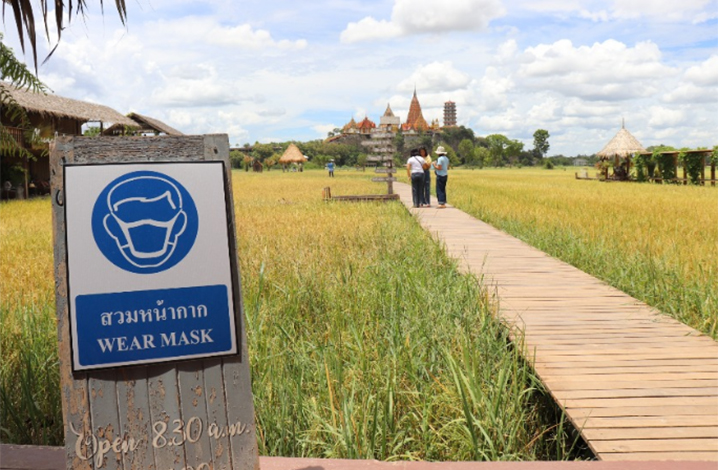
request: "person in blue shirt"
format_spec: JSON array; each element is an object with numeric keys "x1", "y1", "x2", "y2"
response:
[
  {"x1": 432, "y1": 146, "x2": 450, "y2": 208},
  {"x1": 327, "y1": 159, "x2": 335, "y2": 177}
]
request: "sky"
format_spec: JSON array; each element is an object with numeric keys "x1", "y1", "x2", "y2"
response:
[{"x1": 3, "y1": 0, "x2": 718, "y2": 156}]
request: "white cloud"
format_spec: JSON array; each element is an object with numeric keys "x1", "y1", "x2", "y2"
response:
[
  {"x1": 648, "y1": 106, "x2": 686, "y2": 128},
  {"x1": 209, "y1": 24, "x2": 307, "y2": 50},
  {"x1": 476, "y1": 66, "x2": 514, "y2": 111},
  {"x1": 341, "y1": 0, "x2": 505, "y2": 43},
  {"x1": 610, "y1": 0, "x2": 713, "y2": 21},
  {"x1": 522, "y1": 0, "x2": 716, "y2": 22},
  {"x1": 397, "y1": 61, "x2": 471, "y2": 93},
  {"x1": 313, "y1": 124, "x2": 337, "y2": 137},
  {"x1": 152, "y1": 78, "x2": 240, "y2": 107},
  {"x1": 518, "y1": 39, "x2": 675, "y2": 100},
  {"x1": 684, "y1": 55, "x2": 718, "y2": 86},
  {"x1": 340, "y1": 18, "x2": 402, "y2": 42}
]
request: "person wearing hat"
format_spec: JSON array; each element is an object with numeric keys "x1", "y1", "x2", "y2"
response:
[
  {"x1": 327, "y1": 159, "x2": 335, "y2": 177},
  {"x1": 406, "y1": 148, "x2": 425, "y2": 208},
  {"x1": 432, "y1": 146, "x2": 450, "y2": 209}
]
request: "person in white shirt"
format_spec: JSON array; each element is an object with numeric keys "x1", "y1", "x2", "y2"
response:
[{"x1": 405, "y1": 148, "x2": 425, "y2": 208}]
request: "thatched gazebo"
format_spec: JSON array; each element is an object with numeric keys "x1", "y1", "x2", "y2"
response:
[
  {"x1": 596, "y1": 121, "x2": 646, "y2": 180},
  {"x1": 278, "y1": 143, "x2": 307, "y2": 172}
]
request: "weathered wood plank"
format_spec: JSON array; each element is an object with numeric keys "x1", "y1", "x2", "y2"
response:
[
  {"x1": 202, "y1": 359, "x2": 232, "y2": 470},
  {"x1": 561, "y1": 396, "x2": 718, "y2": 409},
  {"x1": 569, "y1": 405, "x2": 717, "y2": 418},
  {"x1": 147, "y1": 366, "x2": 185, "y2": 470},
  {"x1": 88, "y1": 372, "x2": 122, "y2": 470},
  {"x1": 543, "y1": 379, "x2": 718, "y2": 391},
  {"x1": 554, "y1": 387, "x2": 718, "y2": 400},
  {"x1": 591, "y1": 438, "x2": 718, "y2": 453},
  {"x1": 580, "y1": 415, "x2": 718, "y2": 429},
  {"x1": 599, "y1": 451, "x2": 718, "y2": 461},
  {"x1": 177, "y1": 365, "x2": 213, "y2": 468},
  {"x1": 117, "y1": 367, "x2": 154, "y2": 470},
  {"x1": 583, "y1": 427, "x2": 718, "y2": 440},
  {"x1": 50, "y1": 137, "x2": 93, "y2": 470}
]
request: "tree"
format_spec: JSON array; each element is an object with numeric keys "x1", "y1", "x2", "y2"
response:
[
  {"x1": 472, "y1": 147, "x2": 490, "y2": 168},
  {"x1": 485, "y1": 134, "x2": 511, "y2": 166},
  {"x1": 436, "y1": 142, "x2": 460, "y2": 167},
  {"x1": 436, "y1": 125, "x2": 475, "y2": 150},
  {"x1": 393, "y1": 132, "x2": 405, "y2": 157},
  {"x1": 0, "y1": 36, "x2": 46, "y2": 160},
  {"x1": 251, "y1": 142, "x2": 276, "y2": 162},
  {"x1": 532, "y1": 129, "x2": 550, "y2": 160},
  {"x1": 458, "y1": 139, "x2": 474, "y2": 165}
]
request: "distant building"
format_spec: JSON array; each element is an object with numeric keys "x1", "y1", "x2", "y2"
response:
[
  {"x1": 443, "y1": 101, "x2": 457, "y2": 127},
  {"x1": 401, "y1": 89, "x2": 429, "y2": 133},
  {"x1": 357, "y1": 116, "x2": 376, "y2": 134},
  {"x1": 342, "y1": 117, "x2": 359, "y2": 134},
  {"x1": 379, "y1": 104, "x2": 400, "y2": 132}
]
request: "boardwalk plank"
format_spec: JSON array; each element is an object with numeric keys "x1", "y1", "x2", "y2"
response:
[
  {"x1": 580, "y1": 415, "x2": 718, "y2": 428},
  {"x1": 591, "y1": 438, "x2": 718, "y2": 453},
  {"x1": 600, "y1": 451, "x2": 718, "y2": 461},
  {"x1": 583, "y1": 427, "x2": 718, "y2": 440}
]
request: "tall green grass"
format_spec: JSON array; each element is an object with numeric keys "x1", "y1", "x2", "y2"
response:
[{"x1": 1, "y1": 172, "x2": 582, "y2": 460}]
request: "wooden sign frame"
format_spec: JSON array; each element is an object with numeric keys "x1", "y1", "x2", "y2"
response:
[{"x1": 51, "y1": 135, "x2": 259, "y2": 470}]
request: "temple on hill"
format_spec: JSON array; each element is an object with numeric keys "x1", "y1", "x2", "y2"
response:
[
  {"x1": 331, "y1": 90, "x2": 446, "y2": 161},
  {"x1": 401, "y1": 89, "x2": 429, "y2": 132},
  {"x1": 337, "y1": 89, "x2": 444, "y2": 139}
]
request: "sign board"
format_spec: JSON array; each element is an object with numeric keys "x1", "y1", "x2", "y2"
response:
[
  {"x1": 65, "y1": 162, "x2": 238, "y2": 371},
  {"x1": 374, "y1": 168, "x2": 396, "y2": 174},
  {"x1": 372, "y1": 177, "x2": 397, "y2": 182},
  {"x1": 52, "y1": 135, "x2": 258, "y2": 470}
]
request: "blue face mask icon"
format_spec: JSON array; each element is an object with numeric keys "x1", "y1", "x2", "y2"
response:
[{"x1": 92, "y1": 171, "x2": 198, "y2": 274}]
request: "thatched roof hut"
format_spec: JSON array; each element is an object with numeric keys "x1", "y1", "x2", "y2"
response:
[
  {"x1": 103, "y1": 112, "x2": 184, "y2": 136},
  {"x1": 278, "y1": 143, "x2": 307, "y2": 164},
  {"x1": 3, "y1": 82, "x2": 136, "y2": 128},
  {"x1": 597, "y1": 122, "x2": 646, "y2": 158}
]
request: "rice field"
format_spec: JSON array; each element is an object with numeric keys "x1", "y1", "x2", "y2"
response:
[
  {"x1": 0, "y1": 171, "x2": 580, "y2": 460},
  {"x1": 449, "y1": 167, "x2": 718, "y2": 339}
]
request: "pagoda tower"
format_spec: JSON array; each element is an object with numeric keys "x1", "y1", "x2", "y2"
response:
[
  {"x1": 402, "y1": 89, "x2": 428, "y2": 132},
  {"x1": 443, "y1": 101, "x2": 456, "y2": 127}
]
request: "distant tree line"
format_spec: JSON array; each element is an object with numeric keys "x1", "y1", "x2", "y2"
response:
[{"x1": 229, "y1": 126, "x2": 590, "y2": 170}]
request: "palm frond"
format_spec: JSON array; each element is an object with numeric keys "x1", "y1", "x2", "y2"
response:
[{"x1": 2, "y1": 0, "x2": 127, "y2": 69}]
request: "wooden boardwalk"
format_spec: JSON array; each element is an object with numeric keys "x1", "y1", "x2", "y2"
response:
[{"x1": 393, "y1": 183, "x2": 718, "y2": 462}]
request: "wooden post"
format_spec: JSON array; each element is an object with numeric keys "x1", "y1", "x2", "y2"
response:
[
  {"x1": 712, "y1": 160, "x2": 716, "y2": 187},
  {"x1": 387, "y1": 159, "x2": 394, "y2": 195},
  {"x1": 50, "y1": 135, "x2": 259, "y2": 470},
  {"x1": 682, "y1": 157, "x2": 687, "y2": 185},
  {"x1": 701, "y1": 155, "x2": 706, "y2": 186}
]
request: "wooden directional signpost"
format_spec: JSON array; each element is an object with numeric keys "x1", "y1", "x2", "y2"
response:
[
  {"x1": 369, "y1": 156, "x2": 396, "y2": 195},
  {"x1": 51, "y1": 135, "x2": 258, "y2": 470},
  {"x1": 326, "y1": 155, "x2": 399, "y2": 202}
]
